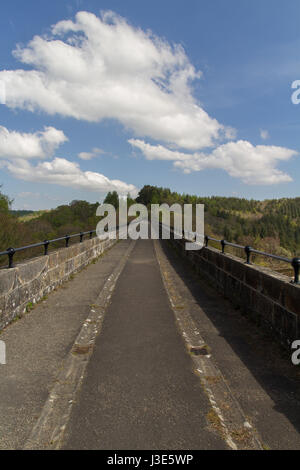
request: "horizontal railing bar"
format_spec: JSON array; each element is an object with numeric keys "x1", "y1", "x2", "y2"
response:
[
  {"x1": 49, "y1": 237, "x2": 68, "y2": 243},
  {"x1": 223, "y1": 241, "x2": 245, "y2": 250},
  {"x1": 14, "y1": 242, "x2": 46, "y2": 252},
  {"x1": 250, "y1": 248, "x2": 291, "y2": 263}
]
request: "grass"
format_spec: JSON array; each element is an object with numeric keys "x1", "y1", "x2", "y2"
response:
[{"x1": 26, "y1": 302, "x2": 34, "y2": 313}]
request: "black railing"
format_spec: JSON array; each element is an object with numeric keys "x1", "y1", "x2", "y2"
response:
[
  {"x1": 1, "y1": 224, "x2": 300, "y2": 285},
  {"x1": 0, "y1": 230, "x2": 96, "y2": 269},
  {"x1": 160, "y1": 222, "x2": 300, "y2": 285},
  {"x1": 204, "y1": 235, "x2": 300, "y2": 285}
]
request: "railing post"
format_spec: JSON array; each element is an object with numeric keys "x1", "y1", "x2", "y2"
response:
[
  {"x1": 44, "y1": 240, "x2": 50, "y2": 256},
  {"x1": 7, "y1": 248, "x2": 15, "y2": 268},
  {"x1": 89, "y1": 231, "x2": 93, "y2": 239},
  {"x1": 221, "y1": 239, "x2": 225, "y2": 254},
  {"x1": 205, "y1": 235, "x2": 208, "y2": 247},
  {"x1": 80, "y1": 232, "x2": 84, "y2": 243},
  {"x1": 65, "y1": 235, "x2": 70, "y2": 248},
  {"x1": 245, "y1": 246, "x2": 252, "y2": 264},
  {"x1": 292, "y1": 257, "x2": 300, "y2": 284}
]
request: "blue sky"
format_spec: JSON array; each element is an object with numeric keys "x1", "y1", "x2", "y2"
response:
[{"x1": 0, "y1": 0, "x2": 300, "y2": 210}]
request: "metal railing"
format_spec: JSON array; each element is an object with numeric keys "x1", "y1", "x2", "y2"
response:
[
  {"x1": 159, "y1": 222, "x2": 300, "y2": 285},
  {"x1": 204, "y1": 235, "x2": 300, "y2": 285},
  {"x1": 1, "y1": 224, "x2": 299, "y2": 284},
  {"x1": 0, "y1": 230, "x2": 96, "y2": 269}
]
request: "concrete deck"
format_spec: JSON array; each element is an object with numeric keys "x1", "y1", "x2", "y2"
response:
[{"x1": 0, "y1": 238, "x2": 299, "y2": 450}]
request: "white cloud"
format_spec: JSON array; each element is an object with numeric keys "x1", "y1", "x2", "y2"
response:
[
  {"x1": 0, "y1": 125, "x2": 136, "y2": 196},
  {"x1": 260, "y1": 129, "x2": 270, "y2": 140},
  {"x1": 6, "y1": 157, "x2": 138, "y2": 196},
  {"x1": 78, "y1": 147, "x2": 105, "y2": 160},
  {"x1": 18, "y1": 191, "x2": 41, "y2": 198},
  {"x1": 0, "y1": 126, "x2": 67, "y2": 159},
  {"x1": 78, "y1": 152, "x2": 94, "y2": 161},
  {"x1": 17, "y1": 191, "x2": 65, "y2": 203},
  {"x1": 0, "y1": 10, "x2": 231, "y2": 150},
  {"x1": 129, "y1": 139, "x2": 191, "y2": 161},
  {"x1": 0, "y1": 10, "x2": 296, "y2": 187},
  {"x1": 129, "y1": 139, "x2": 297, "y2": 185}
]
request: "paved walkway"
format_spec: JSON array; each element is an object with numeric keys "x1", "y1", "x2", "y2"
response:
[
  {"x1": 0, "y1": 241, "x2": 130, "y2": 449},
  {"x1": 0, "y1": 238, "x2": 300, "y2": 450},
  {"x1": 62, "y1": 239, "x2": 226, "y2": 450}
]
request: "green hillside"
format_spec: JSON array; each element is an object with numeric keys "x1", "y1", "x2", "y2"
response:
[{"x1": 0, "y1": 186, "x2": 299, "y2": 274}]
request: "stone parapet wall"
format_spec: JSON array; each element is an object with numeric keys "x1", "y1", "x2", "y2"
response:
[
  {"x1": 170, "y1": 238, "x2": 300, "y2": 349},
  {"x1": 0, "y1": 237, "x2": 116, "y2": 330}
]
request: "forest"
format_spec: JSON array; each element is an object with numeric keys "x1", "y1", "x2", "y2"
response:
[
  {"x1": 136, "y1": 185, "x2": 300, "y2": 258},
  {"x1": 0, "y1": 185, "x2": 299, "y2": 269}
]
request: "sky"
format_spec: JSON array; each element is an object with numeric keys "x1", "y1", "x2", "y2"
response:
[{"x1": 1, "y1": 0, "x2": 300, "y2": 210}]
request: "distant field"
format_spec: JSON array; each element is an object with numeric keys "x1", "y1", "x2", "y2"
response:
[
  {"x1": 18, "y1": 210, "x2": 48, "y2": 222},
  {"x1": 10, "y1": 210, "x2": 49, "y2": 222}
]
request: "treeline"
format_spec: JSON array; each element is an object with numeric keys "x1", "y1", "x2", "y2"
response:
[
  {"x1": 136, "y1": 185, "x2": 300, "y2": 257},
  {"x1": 0, "y1": 198, "x2": 101, "y2": 265},
  {"x1": 0, "y1": 185, "x2": 299, "y2": 265},
  {"x1": 30, "y1": 200, "x2": 99, "y2": 239}
]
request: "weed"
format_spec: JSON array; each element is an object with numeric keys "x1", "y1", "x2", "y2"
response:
[
  {"x1": 206, "y1": 408, "x2": 223, "y2": 433},
  {"x1": 26, "y1": 302, "x2": 34, "y2": 313}
]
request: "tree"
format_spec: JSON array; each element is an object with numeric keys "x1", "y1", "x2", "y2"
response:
[
  {"x1": 126, "y1": 193, "x2": 135, "y2": 207},
  {"x1": 136, "y1": 186, "x2": 159, "y2": 206},
  {"x1": 104, "y1": 191, "x2": 119, "y2": 209},
  {"x1": 0, "y1": 186, "x2": 12, "y2": 213},
  {"x1": 0, "y1": 186, "x2": 18, "y2": 253}
]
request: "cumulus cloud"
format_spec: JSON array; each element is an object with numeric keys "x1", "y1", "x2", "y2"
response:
[
  {"x1": 6, "y1": 157, "x2": 137, "y2": 196},
  {"x1": 0, "y1": 124, "x2": 137, "y2": 196},
  {"x1": 78, "y1": 147, "x2": 105, "y2": 160},
  {"x1": 129, "y1": 139, "x2": 297, "y2": 185},
  {"x1": 0, "y1": 10, "x2": 230, "y2": 150},
  {"x1": 0, "y1": 10, "x2": 296, "y2": 187},
  {"x1": 0, "y1": 125, "x2": 67, "y2": 159}
]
